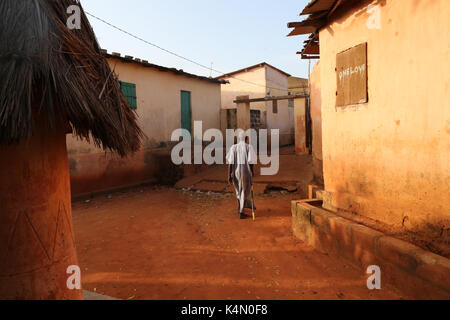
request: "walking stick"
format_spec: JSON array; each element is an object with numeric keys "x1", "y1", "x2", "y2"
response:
[{"x1": 251, "y1": 185, "x2": 256, "y2": 221}]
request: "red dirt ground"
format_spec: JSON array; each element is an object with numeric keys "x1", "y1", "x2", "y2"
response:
[{"x1": 72, "y1": 186, "x2": 408, "y2": 300}]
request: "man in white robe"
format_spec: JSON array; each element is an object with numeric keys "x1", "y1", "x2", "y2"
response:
[{"x1": 226, "y1": 132, "x2": 257, "y2": 219}]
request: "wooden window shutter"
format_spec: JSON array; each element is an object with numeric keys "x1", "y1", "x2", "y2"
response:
[
  {"x1": 336, "y1": 43, "x2": 368, "y2": 107},
  {"x1": 272, "y1": 100, "x2": 278, "y2": 114}
]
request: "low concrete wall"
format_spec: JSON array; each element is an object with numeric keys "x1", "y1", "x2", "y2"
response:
[{"x1": 292, "y1": 200, "x2": 450, "y2": 299}]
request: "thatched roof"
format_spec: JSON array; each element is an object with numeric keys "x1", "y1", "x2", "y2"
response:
[{"x1": 0, "y1": 0, "x2": 143, "y2": 156}]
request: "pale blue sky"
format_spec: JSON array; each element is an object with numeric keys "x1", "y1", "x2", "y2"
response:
[{"x1": 80, "y1": 0, "x2": 316, "y2": 79}]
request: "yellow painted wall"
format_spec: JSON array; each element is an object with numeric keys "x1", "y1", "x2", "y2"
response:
[
  {"x1": 319, "y1": 0, "x2": 450, "y2": 239},
  {"x1": 69, "y1": 58, "x2": 221, "y2": 150},
  {"x1": 220, "y1": 67, "x2": 267, "y2": 132},
  {"x1": 220, "y1": 66, "x2": 266, "y2": 110},
  {"x1": 66, "y1": 58, "x2": 222, "y2": 196}
]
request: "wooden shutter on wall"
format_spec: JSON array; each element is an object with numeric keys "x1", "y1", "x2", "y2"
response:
[
  {"x1": 336, "y1": 43, "x2": 368, "y2": 107},
  {"x1": 273, "y1": 100, "x2": 278, "y2": 114},
  {"x1": 180, "y1": 91, "x2": 192, "y2": 134}
]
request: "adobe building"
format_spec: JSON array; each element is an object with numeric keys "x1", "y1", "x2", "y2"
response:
[
  {"x1": 216, "y1": 63, "x2": 296, "y2": 146},
  {"x1": 0, "y1": 0, "x2": 142, "y2": 299},
  {"x1": 66, "y1": 52, "x2": 225, "y2": 197},
  {"x1": 288, "y1": 0, "x2": 449, "y2": 298}
]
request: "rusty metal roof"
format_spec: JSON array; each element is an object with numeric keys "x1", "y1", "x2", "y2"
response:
[{"x1": 301, "y1": 0, "x2": 337, "y2": 15}]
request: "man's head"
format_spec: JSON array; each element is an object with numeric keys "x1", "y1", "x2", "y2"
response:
[
  {"x1": 238, "y1": 131, "x2": 245, "y2": 143},
  {"x1": 237, "y1": 131, "x2": 250, "y2": 144}
]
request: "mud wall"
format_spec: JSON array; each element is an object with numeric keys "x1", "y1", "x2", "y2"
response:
[
  {"x1": 0, "y1": 116, "x2": 82, "y2": 299},
  {"x1": 319, "y1": 0, "x2": 450, "y2": 240},
  {"x1": 67, "y1": 58, "x2": 221, "y2": 197},
  {"x1": 310, "y1": 61, "x2": 323, "y2": 185}
]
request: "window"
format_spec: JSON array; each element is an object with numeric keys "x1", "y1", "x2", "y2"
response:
[
  {"x1": 288, "y1": 99, "x2": 294, "y2": 108},
  {"x1": 272, "y1": 100, "x2": 278, "y2": 114},
  {"x1": 119, "y1": 81, "x2": 137, "y2": 109},
  {"x1": 250, "y1": 110, "x2": 261, "y2": 130}
]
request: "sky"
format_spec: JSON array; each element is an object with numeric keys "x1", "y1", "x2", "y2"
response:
[{"x1": 79, "y1": 0, "x2": 316, "y2": 79}]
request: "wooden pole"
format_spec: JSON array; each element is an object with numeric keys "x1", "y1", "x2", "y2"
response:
[{"x1": 236, "y1": 95, "x2": 251, "y2": 131}]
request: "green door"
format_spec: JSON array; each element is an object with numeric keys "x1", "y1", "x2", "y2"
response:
[{"x1": 180, "y1": 91, "x2": 192, "y2": 134}]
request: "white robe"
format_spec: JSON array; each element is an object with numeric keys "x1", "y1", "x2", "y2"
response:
[{"x1": 226, "y1": 142, "x2": 257, "y2": 213}]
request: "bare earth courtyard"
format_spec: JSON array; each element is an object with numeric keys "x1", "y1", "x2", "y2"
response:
[{"x1": 72, "y1": 186, "x2": 409, "y2": 300}]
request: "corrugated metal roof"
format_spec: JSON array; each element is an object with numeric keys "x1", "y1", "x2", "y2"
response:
[
  {"x1": 302, "y1": 43, "x2": 320, "y2": 55},
  {"x1": 287, "y1": 0, "x2": 353, "y2": 59},
  {"x1": 287, "y1": 12, "x2": 328, "y2": 37},
  {"x1": 287, "y1": 25, "x2": 317, "y2": 37}
]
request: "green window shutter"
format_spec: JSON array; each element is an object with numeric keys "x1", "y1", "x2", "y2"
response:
[
  {"x1": 180, "y1": 91, "x2": 192, "y2": 134},
  {"x1": 119, "y1": 80, "x2": 137, "y2": 109}
]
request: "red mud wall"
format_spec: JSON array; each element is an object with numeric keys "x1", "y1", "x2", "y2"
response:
[
  {"x1": 68, "y1": 147, "x2": 180, "y2": 198},
  {"x1": 0, "y1": 120, "x2": 82, "y2": 299},
  {"x1": 319, "y1": 0, "x2": 450, "y2": 241},
  {"x1": 68, "y1": 149, "x2": 157, "y2": 197}
]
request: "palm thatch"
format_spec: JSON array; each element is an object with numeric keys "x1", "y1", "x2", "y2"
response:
[{"x1": 0, "y1": 0, "x2": 143, "y2": 156}]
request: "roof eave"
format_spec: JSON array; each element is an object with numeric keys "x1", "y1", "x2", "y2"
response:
[
  {"x1": 288, "y1": 0, "x2": 351, "y2": 59},
  {"x1": 216, "y1": 62, "x2": 291, "y2": 79},
  {"x1": 104, "y1": 51, "x2": 227, "y2": 85}
]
